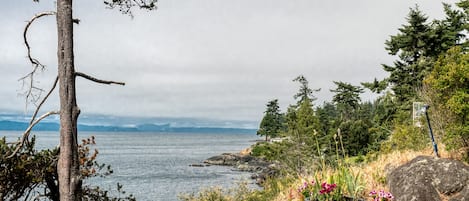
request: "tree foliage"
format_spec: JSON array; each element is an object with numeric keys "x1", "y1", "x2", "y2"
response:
[
  {"x1": 257, "y1": 99, "x2": 284, "y2": 141},
  {"x1": 0, "y1": 136, "x2": 58, "y2": 201},
  {"x1": 104, "y1": 0, "x2": 157, "y2": 16},
  {"x1": 285, "y1": 77, "x2": 322, "y2": 172},
  {"x1": 368, "y1": 2, "x2": 467, "y2": 120},
  {"x1": 0, "y1": 136, "x2": 135, "y2": 201},
  {"x1": 293, "y1": 75, "x2": 320, "y2": 105},
  {"x1": 382, "y1": 6, "x2": 434, "y2": 109},
  {"x1": 330, "y1": 81, "x2": 364, "y2": 120},
  {"x1": 424, "y1": 46, "x2": 469, "y2": 152}
]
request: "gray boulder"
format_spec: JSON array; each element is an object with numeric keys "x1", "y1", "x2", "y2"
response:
[
  {"x1": 204, "y1": 153, "x2": 241, "y2": 166},
  {"x1": 388, "y1": 156, "x2": 469, "y2": 201},
  {"x1": 203, "y1": 153, "x2": 279, "y2": 184}
]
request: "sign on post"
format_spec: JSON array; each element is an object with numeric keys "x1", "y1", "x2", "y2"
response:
[{"x1": 413, "y1": 102, "x2": 425, "y2": 127}]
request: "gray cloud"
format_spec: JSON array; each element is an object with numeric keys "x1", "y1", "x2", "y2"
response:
[{"x1": 0, "y1": 0, "x2": 458, "y2": 127}]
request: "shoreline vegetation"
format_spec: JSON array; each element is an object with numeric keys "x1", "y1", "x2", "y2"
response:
[
  {"x1": 179, "y1": 1, "x2": 469, "y2": 200},
  {"x1": 182, "y1": 140, "x2": 467, "y2": 201}
]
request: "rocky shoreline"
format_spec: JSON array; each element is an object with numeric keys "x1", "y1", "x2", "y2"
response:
[{"x1": 199, "y1": 152, "x2": 279, "y2": 184}]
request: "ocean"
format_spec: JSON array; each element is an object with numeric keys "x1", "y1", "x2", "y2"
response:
[{"x1": 1, "y1": 131, "x2": 261, "y2": 201}]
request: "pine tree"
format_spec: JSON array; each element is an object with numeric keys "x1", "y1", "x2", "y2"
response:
[
  {"x1": 257, "y1": 99, "x2": 284, "y2": 141},
  {"x1": 293, "y1": 75, "x2": 320, "y2": 106},
  {"x1": 330, "y1": 81, "x2": 364, "y2": 120},
  {"x1": 284, "y1": 76, "x2": 322, "y2": 172},
  {"x1": 383, "y1": 6, "x2": 433, "y2": 109},
  {"x1": 374, "y1": 2, "x2": 467, "y2": 114}
]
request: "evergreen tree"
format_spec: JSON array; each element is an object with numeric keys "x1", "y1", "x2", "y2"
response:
[
  {"x1": 290, "y1": 75, "x2": 321, "y2": 142},
  {"x1": 295, "y1": 99, "x2": 320, "y2": 145},
  {"x1": 361, "y1": 78, "x2": 388, "y2": 94},
  {"x1": 330, "y1": 81, "x2": 364, "y2": 120},
  {"x1": 383, "y1": 6, "x2": 433, "y2": 109},
  {"x1": 369, "y1": 2, "x2": 467, "y2": 116},
  {"x1": 284, "y1": 76, "x2": 323, "y2": 172},
  {"x1": 328, "y1": 82, "x2": 374, "y2": 156},
  {"x1": 316, "y1": 102, "x2": 339, "y2": 140},
  {"x1": 293, "y1": 75, "x2": 320, "y2": 105},
  {"x1": 430, "y1": 1, "x2": 468, "y2": 55},
  {"x1": 257, "y1": 99, "x2": 284, "y2": 141}
]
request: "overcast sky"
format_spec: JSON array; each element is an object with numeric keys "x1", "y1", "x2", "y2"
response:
[{"x1": 0, "y1": 0, "x2": 459, "y2": 127}]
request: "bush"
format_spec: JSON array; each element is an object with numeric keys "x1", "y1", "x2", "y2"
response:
[
  {"x1": 251, "y1": 141, "x2": 286, "y2": 161},
  {"x1": 422, "y1": 46, "x2": 469, "y2": 158},
  {"x1": 178, "y1": 181, "x2": 265, "y2": 201},
  {"x1": 0, "y1": 135, "x2": 135, "y2": 200},
  {"x1": 381, "y1": 124, "x2": 428, "y2": 152}
]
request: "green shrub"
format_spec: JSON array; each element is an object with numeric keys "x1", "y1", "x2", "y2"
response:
[
  {"x1": 178, "y1": 187, "x2": 229, "y2": 201},
  {"x1": 251, "y1": 142, "x2": 286, "y2": 161},
  {"x1": 381, "y1": 123, "x2": 428, "y2": 152},
  {"x1": 178, "y1": 181, "x2": 274, "y2": 201}
]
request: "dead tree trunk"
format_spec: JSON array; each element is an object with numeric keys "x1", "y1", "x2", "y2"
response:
[{"x1": 56, "y1": 0, "x2": 81, "y2": 200}]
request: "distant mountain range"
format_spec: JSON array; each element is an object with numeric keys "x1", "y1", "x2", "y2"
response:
[{"x1": 0, "y1": 113, "x2": 257, "y2": 134}]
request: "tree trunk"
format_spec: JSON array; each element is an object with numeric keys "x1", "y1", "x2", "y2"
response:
[{"x1": 56, "y1": 0, "x2": 81, "y2": 200}]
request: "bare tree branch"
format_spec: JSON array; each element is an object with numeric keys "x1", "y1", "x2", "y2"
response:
[
  {"x1": 29, "y1": 76, "x2": 59, "y2": 125},
  {"x1": 6, "y1": 110, "x2": 60, "y2": 159},
  {"x1": 20, "y1": 11, "x2": 56, "y2": 106},
  {"x1": 32, "y1": 194, "x2": 49, "y2": 201},
  {"x1": 75, "y1": 72, "x2": 125, "y2": 86},
  {"x1": 104, "y1": 0, "x2": 157, "y2": 17},
  {"x1": 24, "y1": 11, "x2": 55, "y2": 68},
  {"x1": 23, "y1": 183, "x2": 39, "y2": 201},
  {"x1": 19, "y1": 76, "x2": 59, "y2": 146}
]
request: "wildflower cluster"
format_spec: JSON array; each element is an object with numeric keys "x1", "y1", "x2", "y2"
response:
[
  {"x1": 319, "y1": 182, "x2": 337, "y2": 194},
  {"x1": 369, "y1": 190, "x2": 394, "y2": 201},
  {"x1": 297, "y1": 180, "x2": 316, "y2": 199},
  {"x1": 297, "y1": 180, "x2": 338, "y2": 201}
]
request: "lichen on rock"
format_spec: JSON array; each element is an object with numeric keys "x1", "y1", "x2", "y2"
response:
[{"x1": 387, "y1": 156, "x2": 469, "y2": 201}]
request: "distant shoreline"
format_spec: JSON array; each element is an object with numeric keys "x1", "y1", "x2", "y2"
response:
[{"x1": 0, "y1": 120, "x2": 256, "y2": 134}]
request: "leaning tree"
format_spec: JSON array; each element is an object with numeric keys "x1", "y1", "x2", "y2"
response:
[{"x1": 7, "y1": 0, "x2": 157, "y2": 200}]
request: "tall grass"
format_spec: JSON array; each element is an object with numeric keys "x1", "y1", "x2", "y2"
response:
[{"x1": 179, "y1": 129, "x2": 463, "y2": 201}]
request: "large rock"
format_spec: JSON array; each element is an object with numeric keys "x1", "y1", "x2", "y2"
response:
[
  {"x1": 203, "y1": 153, "x2": 279, "y2": 184},
  {"x1": 388, "y1": 156, "x2": 469, "y2": 201},
  {"x1": 204, "y1": 153, "x2": 271, "y2": 168},
  {"x1": 204, "y1": 153, "x2": 242, "y2": 166}
]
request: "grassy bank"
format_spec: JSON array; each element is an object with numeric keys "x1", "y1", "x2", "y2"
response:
[{"x1": 179, "y1": 142, "x2": 467, "y2": 201}]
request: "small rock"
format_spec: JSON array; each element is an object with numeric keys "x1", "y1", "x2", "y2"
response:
[{"x1": 189, "y1": 164, "x2": 206, "y2": 167}]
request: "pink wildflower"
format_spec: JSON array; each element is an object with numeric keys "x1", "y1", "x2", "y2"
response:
[{"x1": 319, "y1": 182, "x2": 336, "y2": 194}]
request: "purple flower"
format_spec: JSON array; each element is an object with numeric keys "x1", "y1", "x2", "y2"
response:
[
  {"x1": 369, "y1": 189, "x2": 394, "y2": 201},
  {"x1": 386, "y1": 192, "x2": 394, "y2": 199},
  {"x1": 379, "y1": 190, "x2": 385, "y2": 197}
]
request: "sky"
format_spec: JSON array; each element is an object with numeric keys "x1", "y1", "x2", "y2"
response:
[{"x1": 0, "y1": 0, "x2": 459, "y2": 128}]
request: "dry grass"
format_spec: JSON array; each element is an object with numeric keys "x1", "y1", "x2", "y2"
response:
[
  {"x1": 273, "y1": 143, "x2": 465, "y2": 201},
  {"x1": 239, "y1": 147, "x2": 252, "y2": 156},
  {"x1": 359, "y1": 143, "x2": 464, "y2": 197},
  {"x1": 360, "y1": 149, "x2": 432, "y2": 194},
  {"x1": 273, "y1": 168, "x2": 357, "y2": 201}
]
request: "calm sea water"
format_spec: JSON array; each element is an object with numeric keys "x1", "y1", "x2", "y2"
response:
[{"x1": 1, "y1": 131, "x2": 260, "y2": 201}]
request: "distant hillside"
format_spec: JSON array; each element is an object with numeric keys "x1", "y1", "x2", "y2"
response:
[{"x1": 0, "y1": 120, "x2": 256, "y2": 134}]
